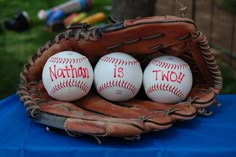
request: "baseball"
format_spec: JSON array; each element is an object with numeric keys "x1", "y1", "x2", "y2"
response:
[
  {"x1": 143, "y1": 56, "x2": 193, "y2": 103},
  {"x1": 42, "y1": 51, "x2": 93, "y2": 101},
  {"x1": 94, "y1": 52, "x2": 143, "y2": 102}
]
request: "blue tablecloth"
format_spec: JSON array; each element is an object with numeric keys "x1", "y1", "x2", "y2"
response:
[{"x1": 0, "y1": 94, "x2": 236, "y2": 157}]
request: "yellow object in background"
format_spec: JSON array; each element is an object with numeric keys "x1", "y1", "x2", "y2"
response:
[
  {"x1": 63, "y1": 12, "x2": 87, "y2": 26},
  {"x1": 63, "y1": 13, "x2": 78, "y2": 26},
  {"x1": 70, "y1": 12, "x2": 87, "y2": 24},
  {"x1": 80, "y1": 12, "x2": 105, "y2": 25}
]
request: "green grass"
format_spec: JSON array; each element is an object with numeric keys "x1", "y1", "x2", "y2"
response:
[
  {"x1": 0, "y1": 0, "x2": 112, "y2": 99},
  {"x1": 0, "y1": 0, "x2": 235, "y2": 99},
  {"x1": 216, "y1": 56, "x2": 236, "y2": 94}
]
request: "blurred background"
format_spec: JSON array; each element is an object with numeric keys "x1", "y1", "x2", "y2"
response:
[{"x1": 0, "y1": 0, "x2": 235, "y2": 99}]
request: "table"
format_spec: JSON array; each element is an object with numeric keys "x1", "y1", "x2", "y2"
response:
[{"x1": 0, "y1": 94, "x2": 236, "y2": 157}]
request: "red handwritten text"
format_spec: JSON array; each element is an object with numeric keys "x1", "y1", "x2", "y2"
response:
[
  {"x1": 49, "y1": 64, "x2": 90, "y2": 81},
  {"x1": 113, "y1": 65, "x2": 124, "y2": 78},
  {"x1": 152, "y1": 70, "x2": 185, "y2": 83}
]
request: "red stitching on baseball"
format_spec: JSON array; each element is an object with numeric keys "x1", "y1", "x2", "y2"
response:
[
  {"x1": 100, "y1": 56, "x2": 139, "y2": 66},
  {"x1": 49, "y1": 79, "x2": 89, "y2": 96},
  {"x1": 97, "y1": 80, "x2": 137, "y2": 94},
  {"x1": 150, "y1": 59, "x2": 188, "y2": 70},
  {"x1": 48, "y1": 56, "x2": 88, "y2": 64},
  {"x1": 146, "y1": 83, "x2": 185, "y2": 99}
]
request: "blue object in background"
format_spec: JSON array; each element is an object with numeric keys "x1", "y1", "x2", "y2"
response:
[{"x1": 46, "y1": 10, "x2": 65, "y2": 26}]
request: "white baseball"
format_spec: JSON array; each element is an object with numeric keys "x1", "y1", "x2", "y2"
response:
[
  {"x1": 42, "y1": 51, "x2": 93, "y2": 101},
  {"x1": 94, "y1": 52, "x2": 143, "y2": 102},
  {"x1": 143, "y1": 56, "x2": 193, "y2": 103}
]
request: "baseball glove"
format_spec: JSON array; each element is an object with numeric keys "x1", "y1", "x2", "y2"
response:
[{"x1": 17, "y1": 15, "x2": 222, "y2": 143}]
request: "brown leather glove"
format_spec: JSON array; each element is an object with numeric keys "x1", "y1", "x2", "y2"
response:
[{"x1": 17, "y1": 15, "x2": 222, "y2": 143}]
